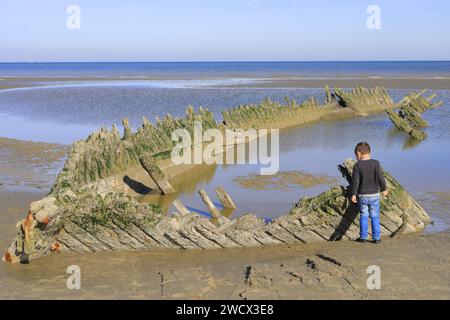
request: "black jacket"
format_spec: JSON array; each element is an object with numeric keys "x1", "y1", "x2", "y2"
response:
[{"x1": 351, "y1": 159, "x2": 387, "y2": 196}]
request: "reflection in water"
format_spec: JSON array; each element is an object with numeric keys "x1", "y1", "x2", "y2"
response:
[
  {"x1": 233, "y1": 171, "x2": 337, "y2": 191},
  {"x1": 385, "y1": 127, "x2": 422, "y2": 150},
  {"x1": 139, "y1": 164, "x2": 218, "y2": 214},
  {"x1": 218, "y1": 207, "x2": 236, "y2": 219},
  {"x1": 138, "y1": 162, "x2": 237, "y2": 221},
  {"x1": 402, "y1": 137, "x2": 423, "y2": 150}
]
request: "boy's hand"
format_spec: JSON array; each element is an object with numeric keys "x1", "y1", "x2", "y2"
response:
[
  {"x1": 382, "y1": 190, "x2": 389, "y2": 197},
  {"x1": 351, "y1": 195, "x2": 357, "y2": 204}
]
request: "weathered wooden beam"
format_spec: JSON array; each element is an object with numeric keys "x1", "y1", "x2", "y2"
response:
[
  {"x1": 171, "y1": 212, "x2": 181, "y2": 218},
  {"x1": 172, "y1": 200, "x2": 190, "y2": 216},
  {"x1": 387, "y1": 110, "x2": 427, "y2": 141},
  {"x1": 198, "y1": 189, "x2": 221, "y2": 218},
  {"x1": 139, "y1": 154, "x2": 175, "y2": 194},
  {"x1": 432, "y1": 100, "x2": 444, "y2": 108},
  {"x1": 397, "y1": 90, "x2": 427, "y2": 106},
  {"x1": 401, "y1": 106, "x2": 428, "y2": 128},
  {"x1": 215, "y1": 187, "x2": 237, "y2": 209},
  {"x1": 426, "y1": 93, "x2": 438, "y2": 102},
  {"x1": 122, "y1": 118, "x2": 133, "y2": 140},
  {"x1": 416, "y1": 89, "x2": 428, "y2": 98}
]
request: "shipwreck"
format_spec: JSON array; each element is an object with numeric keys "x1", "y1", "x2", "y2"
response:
[{"x1": 3, "y1": 87, "x2": 438, "y2": 263}]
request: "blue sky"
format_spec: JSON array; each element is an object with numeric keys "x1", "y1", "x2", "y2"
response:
[{"x1": 0, "y1": 0, "x2": 449, "y2": 62}]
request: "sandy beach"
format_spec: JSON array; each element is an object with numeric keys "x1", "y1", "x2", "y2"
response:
[
  {"x1": 0, "y1": 134, "x2": 450, "y2": 299},
  {"x1": 1, "y1": 187, "x2": 449, "y2": 299}
]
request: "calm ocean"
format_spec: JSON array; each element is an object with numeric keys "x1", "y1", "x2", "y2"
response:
[{"x1": 1, "y1": 61, "x2": 450, "y2": 77}]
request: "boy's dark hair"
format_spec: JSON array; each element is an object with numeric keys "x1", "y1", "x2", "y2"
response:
[{"x1": 354, "y1": 142, "x2": 371, "y2": 154}]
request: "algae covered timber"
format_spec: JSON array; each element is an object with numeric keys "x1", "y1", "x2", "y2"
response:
[
  {"x1": 387, "y1": 89, "x2": 443, "y2": 140},
  {"x1": 2, "y1": 87, "x2": 438, "y2": 263}
]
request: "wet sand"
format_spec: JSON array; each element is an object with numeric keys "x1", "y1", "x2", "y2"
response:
[
  {"x1": 432, "y1": 192, "x2": 450, "y2": 202},
  {"x1": 1, "y1": 194, "x2": 449, "y2": 300},
  {"x1": 0, "y1": 137, "x2": 450, "y2": 299},
  {"x1": 1, "y1": 76, "x2": 450, "y2": 91},
  {"x1": 0, "y1": 137, "x2": 67, "y2": 191},
  {"x1": 235, "y1": 77, "x2": 450, "y2": 90}
]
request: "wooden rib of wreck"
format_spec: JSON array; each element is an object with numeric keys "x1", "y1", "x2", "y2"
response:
[
  {"x1": 50, "y1": 86, "x2": 410, "y2": 196},
  {"x1": 222, "y1": 86, "x2": 394, "y2": 129},
  {"x1": 2, "y1": 87, "x2": 436, "y2": 263},
  {"x1": 387, "y1": 90, "x2": 443, "y2": 141},
  {"x1": 2, "y1": 159, "x2": 431, "y2": 263}
]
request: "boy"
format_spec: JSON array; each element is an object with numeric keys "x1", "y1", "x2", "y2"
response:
[{"x1": 351, "y1": 142, "x2": 388, "y2": 244}]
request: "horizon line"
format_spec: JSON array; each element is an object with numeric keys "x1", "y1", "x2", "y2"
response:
[{"x1": 1, "y1": 60, "x2": 450, "y2": 64}]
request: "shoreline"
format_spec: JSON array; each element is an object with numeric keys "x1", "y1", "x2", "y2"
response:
[
  {"x1": 237, "y1": 78, "x2": 450, "y2": 90},
  {"x1": 1, "y1": 76, "x2": 450, "y2": 91}
]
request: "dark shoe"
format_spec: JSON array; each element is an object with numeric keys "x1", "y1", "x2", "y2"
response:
[
  {"x1": 372, "y1": 239, "x2": 381, "y2": 244},
  {"x1": 356, "y1": 238, "x2": 367, "y2": 243}
]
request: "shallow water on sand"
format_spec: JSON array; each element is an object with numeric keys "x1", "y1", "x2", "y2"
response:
[{"x1": 0, "y1": 84, "x2": 326, "y2": 143}]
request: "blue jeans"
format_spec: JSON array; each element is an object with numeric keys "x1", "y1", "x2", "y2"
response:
[{"x1": 358, "y1": 195, "x2": 381, "y2": 241}]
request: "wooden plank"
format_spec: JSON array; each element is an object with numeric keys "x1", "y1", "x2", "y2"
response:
[
  {"x1": 198, "y1": 189, "x2": 221, "y2": 218},
  {"x1": 426, "y1": 93, "x2": 437, "y2": 102},
  {"x1": 278, "y1": 219, "x2": 324, "y2": 243},
  {"x1": 172, "y1": 200, "x2": 190, "y2": 216},
  {"x1": 139, "y1": 154, "x2": 175, "y2": 194},
  {"x1": 251, "y1": 229, "x2": 283, "y2": 246},
  {"x1": 194, "y1": 223, "x2": 242, "y2": 248},
  {"x1": 264, "y1": 223, "x2": 301, "y2": 244},
  {"x1": 177, "y1": 216, "x2": 222, "y2": 249},
  {"x1": 416, "y1": 89, "x2": 428, "y2": 98},
  {"x1": 215, "y1": 187, "x2": 237, "y2": 209},
  {"x1": 224, "y1": 230, "x2": 262, "y2": 247},
  {"x1": 156, "y1": 219, "x2": 198, "y2": 249}
]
